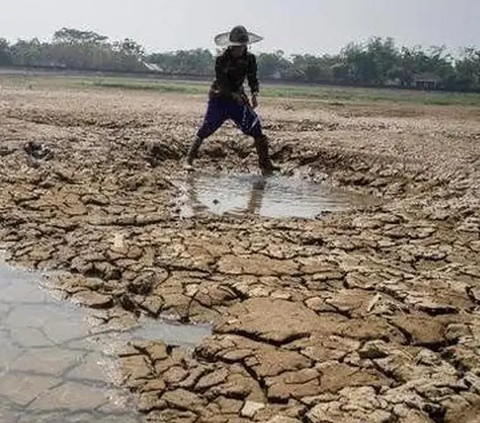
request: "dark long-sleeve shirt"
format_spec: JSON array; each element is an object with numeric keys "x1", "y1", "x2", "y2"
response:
[{"x1": 209, "y1": 49, "x2": 259, "y2": 99}]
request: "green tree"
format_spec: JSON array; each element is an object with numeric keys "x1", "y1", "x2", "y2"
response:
[
  {"x1": 0, "y1": 38, "x2": 12, "y2": 65},
  {"x1": 53, "y1": 28, "x2": 108, "y2": 45},
  {"x1": 147, "y1": 49, "x2": 214, "y2": 75},
  {"x1": 291, "y1": 54, "x2": 333, "y2": 82},
  {"x1": 3, "y1": 28, "x2": 480, "y2": 92},
  {"x1": 257, "y1": 50, "x2": 296, "y2": 79},
  {"x1": 452, "y1": 48, "x2": 480, "y2": 91},
  {"x1": 9, "y1": 38, "x2": 44, "y2": 66},
  {"x1": 338, "y1": 38, "x2": 400, "y2": 85},
  {"x1": 112, "y1": 38, "x2": 146, "y2": 71}
]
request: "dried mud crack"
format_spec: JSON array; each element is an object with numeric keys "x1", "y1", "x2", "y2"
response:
[{"x1": 0, "y1": 83, "x2": 479, "y2": 422}]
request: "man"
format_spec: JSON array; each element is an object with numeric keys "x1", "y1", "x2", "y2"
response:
[{"x1": 186, "y1": 25, "x2": 279, "y2": 175}]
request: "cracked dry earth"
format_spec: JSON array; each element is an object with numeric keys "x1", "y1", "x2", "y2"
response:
[{"x1": 0, "y1": 82, "x2": 480, "y2": 423}]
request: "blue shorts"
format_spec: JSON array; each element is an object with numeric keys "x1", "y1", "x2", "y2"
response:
[{"x1": 196, "y1": 97, "x2": 264, "y2": 139}]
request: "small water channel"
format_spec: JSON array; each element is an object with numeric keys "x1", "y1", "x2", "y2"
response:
[
  {"x1": 0, "y1": 256, "x2": 211, "y2": 423},
  {"x1": 175, "y1": 171, "x2": 358, "y2": 219}
]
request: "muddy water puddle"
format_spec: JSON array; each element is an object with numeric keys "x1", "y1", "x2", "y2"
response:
[
  {"x1": 176, "y1": 171, "x2": 359, "y2": 219},
  {"x1": 0, "y1": 257, "x2": 211, "y2": 423},
  {"x1": 132, "y1": 316, "x2": 211, "y2": 347}
]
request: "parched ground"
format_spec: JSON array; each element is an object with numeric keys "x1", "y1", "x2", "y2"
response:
[{"x1": 0, "y1": 78, "x2": 480, "y2": 423}]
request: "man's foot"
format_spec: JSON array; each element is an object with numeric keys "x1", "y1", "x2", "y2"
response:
[
  {"x1": 254, "y1": 135, "x2": 280, "y2": 176},
  {"x1": 185, "y1": 136, "x2": 203, "y2": 170},
  {"x1": 260, "y1": 161, "x2": 280, "y2": 176}
]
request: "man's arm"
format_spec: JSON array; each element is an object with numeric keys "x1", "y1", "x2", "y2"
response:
[
  {"x1": 247, "y1": 54, "x2": 259, "y2": 108},
  {"x1": 247, "y1": 53, "x2": 260, "y2": 96}
]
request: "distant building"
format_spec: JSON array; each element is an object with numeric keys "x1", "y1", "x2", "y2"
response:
[
  {"x1": 413, "y1": 72, "x2": 441, "y2": 90},
  {"x1": 385, "y1": 78, "x2": 401, "y2": 87}
]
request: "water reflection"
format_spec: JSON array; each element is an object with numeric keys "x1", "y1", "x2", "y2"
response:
[{"x1": 177, "y1": 172, "x2": 351, "y2": 219}]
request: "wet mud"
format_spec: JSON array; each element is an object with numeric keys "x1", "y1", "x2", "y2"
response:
[{"x1": 0, "y1": 82, "x2": 479, "y2": 422}]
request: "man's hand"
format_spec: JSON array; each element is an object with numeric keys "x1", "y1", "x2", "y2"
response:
[{"x1": 251, "y1": 94, "x2": 258, "y2": 109}]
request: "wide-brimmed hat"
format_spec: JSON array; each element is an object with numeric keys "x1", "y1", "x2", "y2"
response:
[{"x1": 214, "y1": 25, "x2": 263, "y2": 47}]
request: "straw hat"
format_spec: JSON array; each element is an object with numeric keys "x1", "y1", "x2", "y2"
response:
[{"x1": 214, "y1": 25, "x2": 263, "y2": 47}]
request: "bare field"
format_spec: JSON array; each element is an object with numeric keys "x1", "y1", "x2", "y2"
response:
[{"x1": 1, "y1": 76, "x2": 480, "y2": 423}]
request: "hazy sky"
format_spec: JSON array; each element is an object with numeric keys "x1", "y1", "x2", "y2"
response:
[{"x1": 0, "y1": 0, "x2": 478, "y2": 54}]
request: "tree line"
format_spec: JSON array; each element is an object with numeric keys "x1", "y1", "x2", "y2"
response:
[{"x1": 1, "y1": 28, "x2": 480, "y2": 92}]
